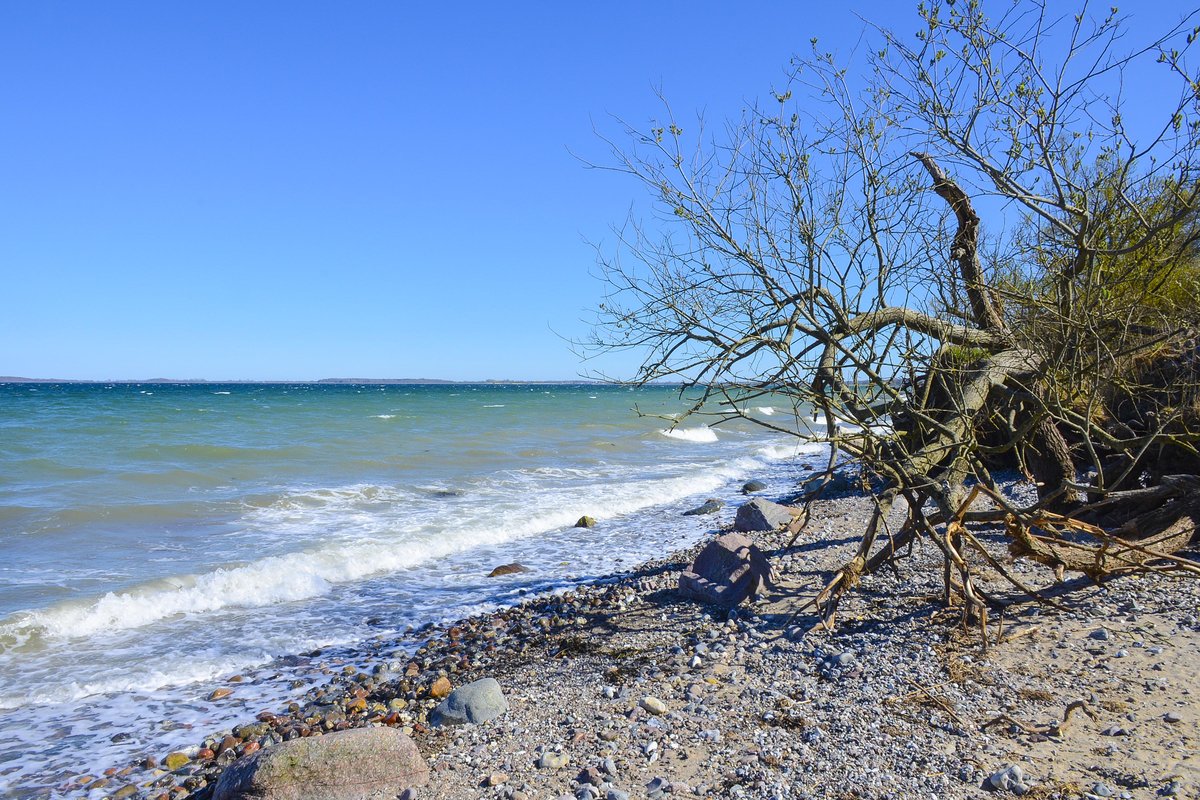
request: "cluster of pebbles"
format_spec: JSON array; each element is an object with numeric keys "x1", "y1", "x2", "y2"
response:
[{"x1": 55, "y1": 486, "x2": 1200, "y2": 800}]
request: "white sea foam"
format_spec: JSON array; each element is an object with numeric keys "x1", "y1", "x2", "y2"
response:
[
  {"x1": 754, "y1": 406, "x2": 776, "y2": 416},
  {"x1": 373, "y1": 414, "x2": 396, "y2": 419},
  {"x1": 4, "y1": 446, "x2": 782, "y2": 645},
  {"x1": 659, "y1": 426, "x2": 718, "y2": 443},
  {"x1": 0, "y1": 652, "x2": 274, "y2": 710},
  {"x1": 755, "y1": 441, "x2": 827, "y2": 460},
  {"x1": 213, "y1": 391, "x2": 231, "y2": 395},
  {"x1": 482, "y1": 404, "x2": 506, "y2": 408}
]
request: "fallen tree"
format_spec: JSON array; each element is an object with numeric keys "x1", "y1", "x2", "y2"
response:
[{"x1": 588, "y1": 0, "x2": 1200, "y2": 636}]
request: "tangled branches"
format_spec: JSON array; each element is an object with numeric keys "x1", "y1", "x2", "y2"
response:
[{"x1": 588, "y1": 1, "x2": 1200, "y2": 635}]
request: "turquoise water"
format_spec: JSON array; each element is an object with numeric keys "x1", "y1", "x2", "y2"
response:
[{"x1": 0, "y1": 382, "x2": 818, "y2": 796}]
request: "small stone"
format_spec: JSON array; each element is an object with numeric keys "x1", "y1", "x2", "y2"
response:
[
  {"x1": 577, "y1": 766, "x2": 603, "y2": 786},
  {"x1": 741, "y1": 480, "x2": 767, "y2": 494},
  {"x1": 985, "y1": 763, "x2": 1030, "y2": 794},
  {"x1": 208, "y1": 688, "x2": 233, "y2": 701},
  {"x1": 1091, "y1": 782, "x2": 1115, "y2": 798},
  {"x1": 537, "y1": 751, "x2": 569, "y2": 770},
  {"x1": 639, "y1": 696, "x2": 668, "y2": 715},
  {"x1": 1089, "y1": 629, "x2": 1111, "y2": 641},
  {"x1": 646, "y1": 777, "x2": 670, "y2": 796},
  {"x1": 575, "y1": 516, "x2": 597, "y2": 528},
  {"x1": 163, "y1": 752, "x2": 190, "y2": 771},
  {"x1": 485, "y1": 772, "x2": 508, "y2": 786},
  {"x1": 112, "y1": 785, "x2": 137, "y2": 799},
  {"x1": 606, "y1": 791, "x2": 630, "y2": 800},
  {"x1": 1101, "y1": 725, "x2": 1130, "y2": 736},
  {"x1": 1114, "y1": 649, "x2": 1129, "y2": 658},
  {"x1": 429, "y1": 676, "x2": 453, "y2": 699},
  {"x1": 1164, "y1": 712, "x2": 1182, "y2": 723}
]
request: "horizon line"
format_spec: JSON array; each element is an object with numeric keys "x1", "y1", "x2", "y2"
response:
[{"x1": 0, "y1": 376, "x2": 668, "y2": 386}]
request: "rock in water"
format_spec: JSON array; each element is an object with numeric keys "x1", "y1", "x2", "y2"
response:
[
  {"x1": 430, "y1": 677, "x2": 509, "y2": 726},
  {"x1": 682, "y1": 499, "x2": 723, "y2": 516},
  {"x1": 741, "y1": 480, "x2": 767, "y2": 494},
  {"x1": 212, "y1": 727, "x2": 428, "y2": 800},
  {"x1": 678, "y1": 533, "x2": 774, "y2": 607},
  {"x1": 488, "y1": 563, "x2": 531, "y2": 577},
  {"x1": 163, "y1": 752, "x2": 190, "y2": 770},
  {"x1": 734, "y1": 498, "x2": 794, "y2": 532},
  {"x1": 575, "y1": 515, "x2": 597, "y2": 528}
]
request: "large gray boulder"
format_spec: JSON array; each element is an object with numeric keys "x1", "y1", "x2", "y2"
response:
[
  {"x1": 212, "y1": 727, "x2": 428, "y2": 800},
  {"x1": 430, "y1": 677, "x2": 509, "y2": 726},
  {"x1": 734, "y1": 498, "x2": 795, "y2": 531},
  {"x1": 678, "y1": 532, "x2": 774, "y2": 607}
]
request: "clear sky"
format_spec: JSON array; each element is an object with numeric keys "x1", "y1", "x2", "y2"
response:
[{"x1": 1, "y1": 1, "x2": 1194, "y2": 381}]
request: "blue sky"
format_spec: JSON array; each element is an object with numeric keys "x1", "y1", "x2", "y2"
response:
[{"x1": 1, "y1": 2, "x2": 1194, "y2": 381}]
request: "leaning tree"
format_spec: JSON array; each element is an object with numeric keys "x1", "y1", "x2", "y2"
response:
[{"x1": 588, "y1": 0, "x2": 1200, "y2": 633}]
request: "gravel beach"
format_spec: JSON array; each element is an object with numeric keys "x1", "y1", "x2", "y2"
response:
[{"x1": 58, "y1": 483, "x2": 1200, "y2": 800}]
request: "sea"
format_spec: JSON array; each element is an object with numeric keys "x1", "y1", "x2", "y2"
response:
[{"x1": 0, "y1": 382, "x2": 822, "y2": 797}]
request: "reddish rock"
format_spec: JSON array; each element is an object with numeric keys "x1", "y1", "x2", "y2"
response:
[
  {"x1": 678, "y1": 532, "x2": 774, "y2": 607},
  {"x1": 208, "y1": 688, "x2": 234, "y2": 701},
  {"x1": 429, "y1": 676, "x2": 453, "y2": 699}
]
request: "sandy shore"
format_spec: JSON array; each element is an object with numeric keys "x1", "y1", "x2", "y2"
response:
[{"x1": 68, "y1": 485, "x2": 1199, "y2": 800}]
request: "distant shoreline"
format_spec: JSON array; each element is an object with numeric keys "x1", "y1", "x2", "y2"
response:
[{"x1": 0, "y1": 377, "x2": 658, "y2": 386}]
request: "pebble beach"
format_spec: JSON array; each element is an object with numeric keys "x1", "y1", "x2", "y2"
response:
[{"x1": 53, "y1": 482, "x2": 1200, "y2": 800}]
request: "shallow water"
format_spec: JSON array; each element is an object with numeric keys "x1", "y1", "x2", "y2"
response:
[{"x1": 0, "y1": 383, "x2": 818, "y2": 795}]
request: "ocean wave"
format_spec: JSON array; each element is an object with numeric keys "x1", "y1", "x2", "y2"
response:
[
  {"x1": 755, "y1": 441, "x2": 827, "y2": 460},
  {"x1": 372, "y1": 414, "x2": 396, "y2": 419},
  {"x1": 754, "y1": 406, "x2": 776, "y2": 416},
  {"x1": 659, "y1": 427, "x2": 718, "y2": 443},
  {"x1": 4, "y1": 451, "x2": 779, "y2": 643}
]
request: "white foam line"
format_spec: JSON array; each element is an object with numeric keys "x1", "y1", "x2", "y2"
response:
[
  {"x1": 659, "y1": 426, "x2": 718, "y2": 443},
  {"x1": 5, "y1": 452, "x2": 795, "y2": 643}
]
